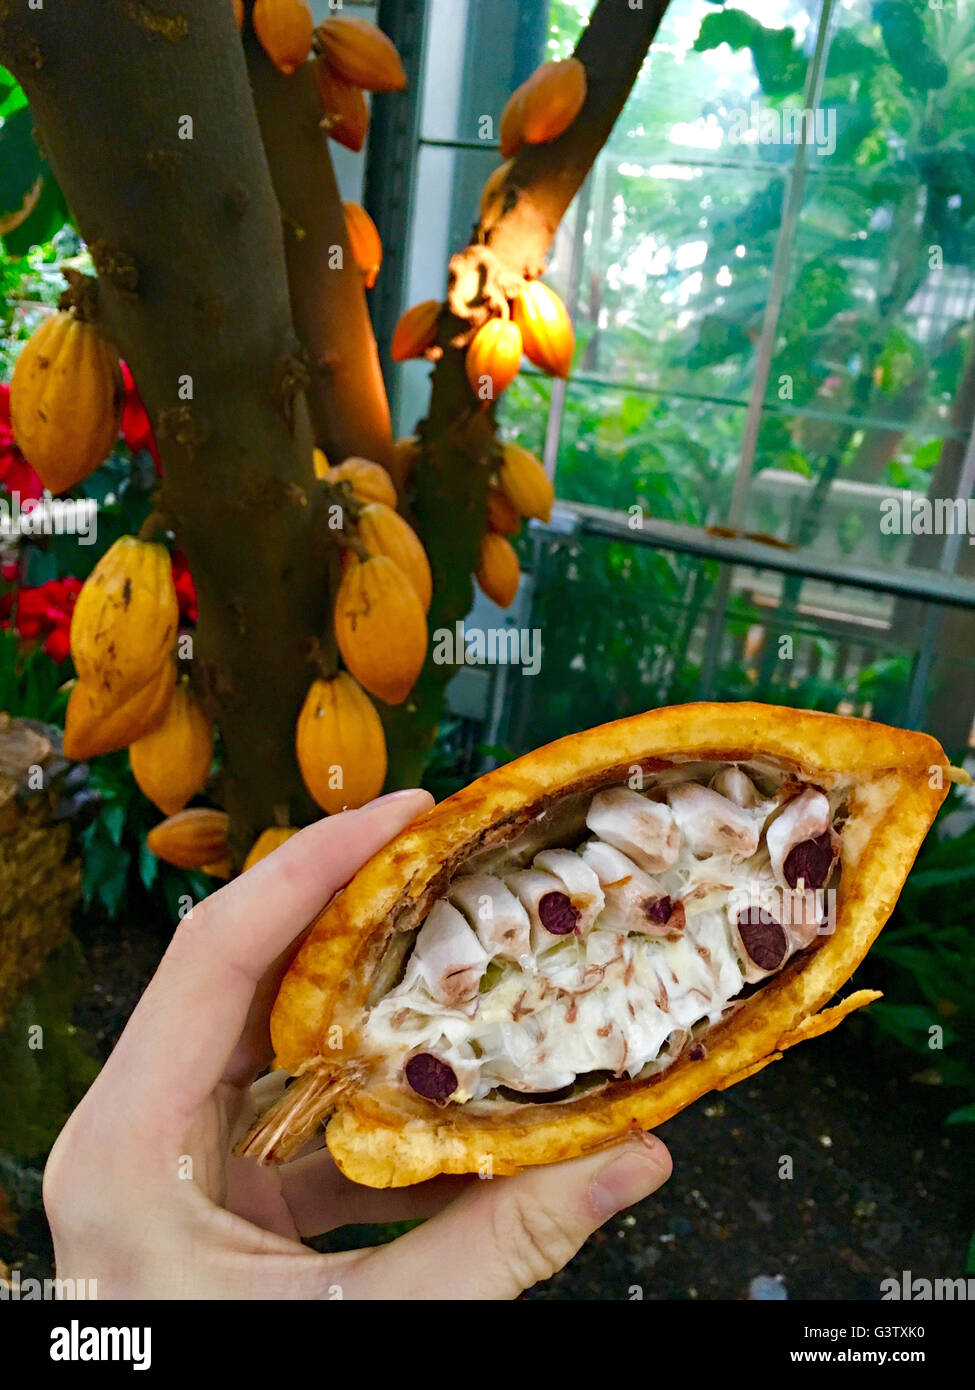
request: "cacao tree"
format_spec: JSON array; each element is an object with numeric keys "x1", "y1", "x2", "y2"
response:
[{"x1": 0, "y1": 0, "x2": 669, "y2": 867}]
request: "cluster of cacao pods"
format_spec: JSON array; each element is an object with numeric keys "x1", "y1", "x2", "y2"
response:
[
  {"x1": 312, "y1": 14, "x2": 406, "y2": 153},
  {"x1": 10, "y1": 308, "x2": 124, "y2": 496},
  {"x1": 464, "y1": 279, "x2": 575, "y2": 405},
  {"x1": 475, "y1": 444, "x2": 554, "y2": 610}
]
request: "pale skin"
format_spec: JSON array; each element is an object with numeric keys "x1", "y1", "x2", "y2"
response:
[{"x1": 43, "y1": 790, "x2": 672, "y2": 1299}]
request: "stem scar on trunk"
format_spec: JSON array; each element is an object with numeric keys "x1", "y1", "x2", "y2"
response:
[
  {"x1": 123, "y1": 2, "x2": 189, "y2": 42},
  {"x1": 89, "y1": 241, "x2": 140, "y2": 303},
  {"x1": 270, "y1": 352, "x2": 311, "y2": 433},
  {"x1": 156, "y1": 405, "x2": 209, "y2": 453}
]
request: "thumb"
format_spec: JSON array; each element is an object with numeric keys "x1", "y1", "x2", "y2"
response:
[{"x1": 349, "y1": 1132, "x2": 672, "y2": 1300}]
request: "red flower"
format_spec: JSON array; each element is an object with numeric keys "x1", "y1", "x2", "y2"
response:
[
  {"x1": 121, "y1": 362, "x2": 161, "y2": 471},
  {"x1": 171, "y1": 549, "x2": 197, "y2": 624},
  {"x1": 0, "y1": 383, "x2": 44, "y2": 501},
  {"x1": 1, "y1": 574, "x2": 82, "y2": 663}
]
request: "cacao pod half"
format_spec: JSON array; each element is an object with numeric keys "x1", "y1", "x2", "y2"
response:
[
  {"x1": 343, "y1": 201, "x2": 382, "y2": 289},
  {"x1": 356, "y1": 502, "x2": 432, "y2": 612},
  {"x1": 11, "y1": 310, "x2": 123, "y2": 495},
  {"x1": 325, "y1": 457, "x2": 397, "y2": 509},
  {"x1": 147, "y1": 808, "x2": 230, "y2": 870},
  {"x1": 316, "y1": 15, "x2": 407, "y2": 92},
  {"x1": 498, "y1": 443, "x2": 554, "y2": 522},
  {"x1": 465, "y1": 319, "x2": 522, "y2": 403},
  {"x1": 314, "y1": 59, "x2": 369, "y2": 152},
  {"x1": 520, "y1": 58, "x2": 587, "y2": 145},
  {"x1": 296, "y1": 672, "x2": 388, "y2": 815},
  {"x1": 253, "y1": 0, "x2": 314, "y2": 75},
  {"x1": 391, "y1": 300, "x2": 441, "y2": 362},
  {"x1": 334, "y1": 555, "x2": 427, "y2": 706},
  {"x1": 63, "y1": 659, "x2": 177, "y2": 762},
  {"x1": 70, "y1": 537, "x2": 179, "y2": 703},
  {"x1": 129, "y1": 679, "x2": 213, "y2": 816},
  {"x1": 243, "y1": 827, "x2": 300, "y2": 871},
  {"x1": 512, "y1": 281, "x2": 574, "y2": 379},
  {"x1": 476, "y1": 533, "x2": 521, "y2": 609}
]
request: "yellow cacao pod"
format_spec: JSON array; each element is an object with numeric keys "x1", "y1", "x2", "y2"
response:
[
  {"x1": 343, "y1": 201, "x2": 382, "y2": 289},
  {"x1": 499, "y1": 86, "x2": 525, "y2": 158},
  {"x1": 63, "y1": 659, "x2": 177, "y2": 762},
  {"x1": 356, "y1": 502, "x2": 432, "y2": 612},
  {"x1": 232, "y1": 0, "x2": 244, "y2": 31},
  {"x1": 325, "y1": 457, "x2": 397, "y2": 508},
  {"x1": 296, "y1": 672, "x2": 388, "y2": 815},
  {"x1": 313, "y1": 447, "x2": 330, "y2": 478},
  {"x1": 391, "y1": 299, "x2": 440, "y2": 362},
  {"x1": 243, "y1": 826, "x2": 300, "y2": 871},
  {"x1": 146, "y1": 808, "x2": 229, "y2": 870},
  {"x1": 334, "y1": 554, "x2": 427, "y2": 705},
  {"x1": 11, "y1": 310, "x2": 123, "y2": 495},
  {"x1": 521, "y1": 58, "x2": 587, "y2": 145},
  {"x1": 253, "y1": 0, "x2": 313, "y2": 74},
  {"x1": 465, "y1": 319, "x2": 522, "y2": 402},
  {"x1": 498, "y1": 443, "x2": 553, "y2": 522},
  {"x1": 316, "y1": 15, "x2": 407, "y2": 92},
  {"x1": 479, "y1": 159, "x2": 514, "y2": 221},
  {"x1": 129, "y1": 680, "x2": 213, "y2": 816},
  {"x1": 476, "y1": 532, "x2": 521, "y2": 609},
  {"x1": 487, "y1": 484, "x2": 522, "y2": 537},
  {"x1": 314, "y1": 58, "x2": 370, "y2": 152},
  {"x1": 70, "y1": 537, "x2": 179, "y2": 703},
  {"x1": 512, "y1": 281, "x2": 574, "y2": 379}
]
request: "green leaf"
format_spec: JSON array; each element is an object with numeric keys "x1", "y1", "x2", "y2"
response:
[
  {"x1": 873, "y1": 1, "x2": 947, "y2": 93},
  {"x1": 0, "y1": 105, "x2": 41, "y2": 223},
  {"x1": 946, "y1": 1103, "x2": 975, "y2": 1127},
  {"x1": 694, "y1": 10, "x2": 806, "y2": 95}
]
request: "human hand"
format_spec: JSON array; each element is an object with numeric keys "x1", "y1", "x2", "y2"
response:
[{"x1": 43, "y1": 789, "x2": 672, "y2": 1299}]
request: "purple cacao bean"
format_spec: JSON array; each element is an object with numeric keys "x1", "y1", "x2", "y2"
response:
[
  {"x1": 538, "y1": 891, "x2": 579, "y2": 935},
  {"x1": 737, "y1": 908, "x2": 787, "y2": 972},
  {"x1": 404, "y1": 1053, "x2": 457, "y2": 1102},
  {"x1": 783, "y1": 831, "x2": 835, "y2": 889},
  {"x1": 645, "y1": 895, "x2": 673, "y2": 924}
]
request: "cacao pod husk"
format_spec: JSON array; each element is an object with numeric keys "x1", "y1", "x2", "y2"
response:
[
  {"x1": 146, "y1": 808, "x2": 229, "y2": 870},
  {"x1": 296, "y1": 672, "x2": 388, "y2": 815},
  {"x1": 63, "y1": 659, "x2": 177, "y2": 761},
  {"x1": 70, "y1": 537, "x2": 179, "y2": 703},
  {"x1": 343, "y1": 201, "x2": 382, "y2": 289},
  {"x1": 520, "y1": 58, "x2": 587, "y2": 145},
  {"x1": 243, "y1": 826, "x2": 300, "y2": 871},
  {"x1": 129, "y1": 679, "x2": 213, "y2": 816},
  {"x1": 253, "y1": 0, "x2": 313, "y2": 75},
  {"x1": 325, "y1": 457, "x2": 397, "y2": 509},
  {"x1": 498, "y1": 443, "x2": 553, "y2": 522},
  {"x1": 486, "y1": 484, "x2": 522, "y2": 537},
  {"x1": 316, "y1": 15, "x2": 407, "y2": 92},
  {"x1": 356, "y1": 502, "x2": 432, "y2": 612},
  {"x1": 10, "y1": 310, "x2": 123, "y2": 495},
  {"x1": 334, "y1": 554, "x2": 427, "y2": 706},
  {"x1": 391, "y1": 300, "x2": 441, "y2": 362},
  {"x1": 512, "y1": 281, "x2": 574, "y2": 379},
  {"x1": 476, "y1": 532, "x2": 521, "y2": 609},
  {"x1": 314, "y1": 59, "x2": 369, "y2": 152},
  {"x1": 465, "y1": 319, "x2": 522, "y2": 402}
]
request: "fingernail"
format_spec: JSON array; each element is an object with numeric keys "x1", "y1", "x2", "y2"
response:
[
  {"x1": 590, "y1": 1142, "x2": 667, "y2": 1218},
  {"x1": 368, "y1": 789, "x2": 431, "y2": 808}
]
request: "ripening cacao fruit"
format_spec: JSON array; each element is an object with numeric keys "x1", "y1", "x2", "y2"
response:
[
  {"x1": 520, "y1": 58, "x2": 587, "y2": 145},
  {"x1": 313, "y1": 447, "x2": 330, "y2": 478},
  {"x1": 343, "y1": 202, "x2": 382, "y2": 289},
  {"x1": 487, "y1": 484, "x2": 522, "y2": 537},
  {"x1": 70, "y1": 537, "x2": 179, "y2": 703},
  {"x1": 476, "y1": 532, "x2": 521, "y2": 609},
  {"x1": 325, "y1": 457, "x2": 397, "y2": 509},
  {"x1": 146, "y1": 808, "x2": 230, "y2": 870},
  {"x1": 391, "y1": 300, "x2": 441, "y2": 362},
  {"x1": 232, "y1": 0, "x2": 244, "y2": 31},
  {"x1": 479, "y1": 159, "x2": 514, "y2": 221},
  {"x1": 499, "y1": 86, "x2": 525, "y2": 158},
  {"x1": 129, "y1": 679, "x2": 213, "y2": 816},
  {"x1": 465, "y1": 319, "x2": 522, "y2": 402},
  {"x1": 253, "y1": 0, "x2": 313, "y2": 74},
  {"x1": 63, "y1": 660, "x2": 177, "y2": 762},
  {"x1": 314, "y1": 59, "x2": 369, "y2": 152},
  {"x1": 11, "y1": 310, "x2": 123, "y2": 495},
  {"x1": 243, "y1": 826, "x2": 300, "y2": 871},
  {"x1": 498, "y1": 443, "x2": 554, "y2": 522},
  {"x1": 356, "y1": 502, "x2": 432, "y2": 612},
  {"x1": 334, "y1": 555, "x2": 427, "y2": 706},
  {"x1": 316, "y1": 15, "x2": 407, "y2": 92},
  {"x1": 296, "y1": 672, "x2": 388, "y2": 815},
  {"x1": 512, "y1": 281, "x2": 574, "y2": 379}
]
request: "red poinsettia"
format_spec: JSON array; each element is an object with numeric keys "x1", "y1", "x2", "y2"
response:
[
  {"x1": 171, "y1": 549, "x2": 197, "y2": 625},
  {"x1": 0, "y1": 383, "x2": 44, "y2": 500},
  {"x1": 120, "y1": 362, "x2": 161, "y2": 471},
  {"x1": 0, "y1": 574, "x2": 83, "y2": 663}
]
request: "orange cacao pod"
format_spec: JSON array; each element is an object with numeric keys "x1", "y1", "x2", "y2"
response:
[
  {"x1": 11, "y1": 310, "x2": 123, "y2": 495},
  {"x1": 512, "y1": 281, "x2": 574, "y2": 379},
  {"x1": 334, "y1": 554, "x2": 427, "y2": 705},
  {"x1": 343, "y1": 201, "x2": 382, "y2": 289},
  {"x1": 325, "y1": 457, "x2": 397, "y2": 509},
  {"x1": 146, "y1": 808, "x2": 230, "y2": 870},
  {"x1": 70, "y1": 537, "x2": 179, "y2": 703},
  {"x1": 498, "y1": 443, "x2": 553, "y2": 522},
  {"x1": 129, "y1": 679, "x2": 213, "y2": 816},
  {"x1": 356, "y1": 502, "x2": 432, "y2": 612},
  {"x1": 243, "y1": 826, "x2": 300, "y2": 871},
  {"x1": 465, "y1": 319, "x2": 522, "y2": 402},
  {"x1": 63, "y1": 659, "x2": 177, "y2": 762},
  {"x1": 296, "y1": 672, "x2": 388, "y2": 815},
  {"x1": 391, "y1": 299, "x2": 440, "y2": 362},
  {"x1": 314, "y1": 58, "x2": 369, "y2": 152},
  {"x1": 316, "y1": 15, "x2": 407, "y2": 92},
  {"x1": 499, "y1": 86, "x2": 525, "y2": 158},
  {"x1": 521, "y1": 58, "x2": 587, "y2": 145},
  {"x1": 253, "y1": 0, "x2": 313, "y2": 74},
  {"x1": 476, "y1": 532, "x2": 521, "y2": 609},
  {"x1": 487, "y1": 484, "x2": 522, "y2": 537}
]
